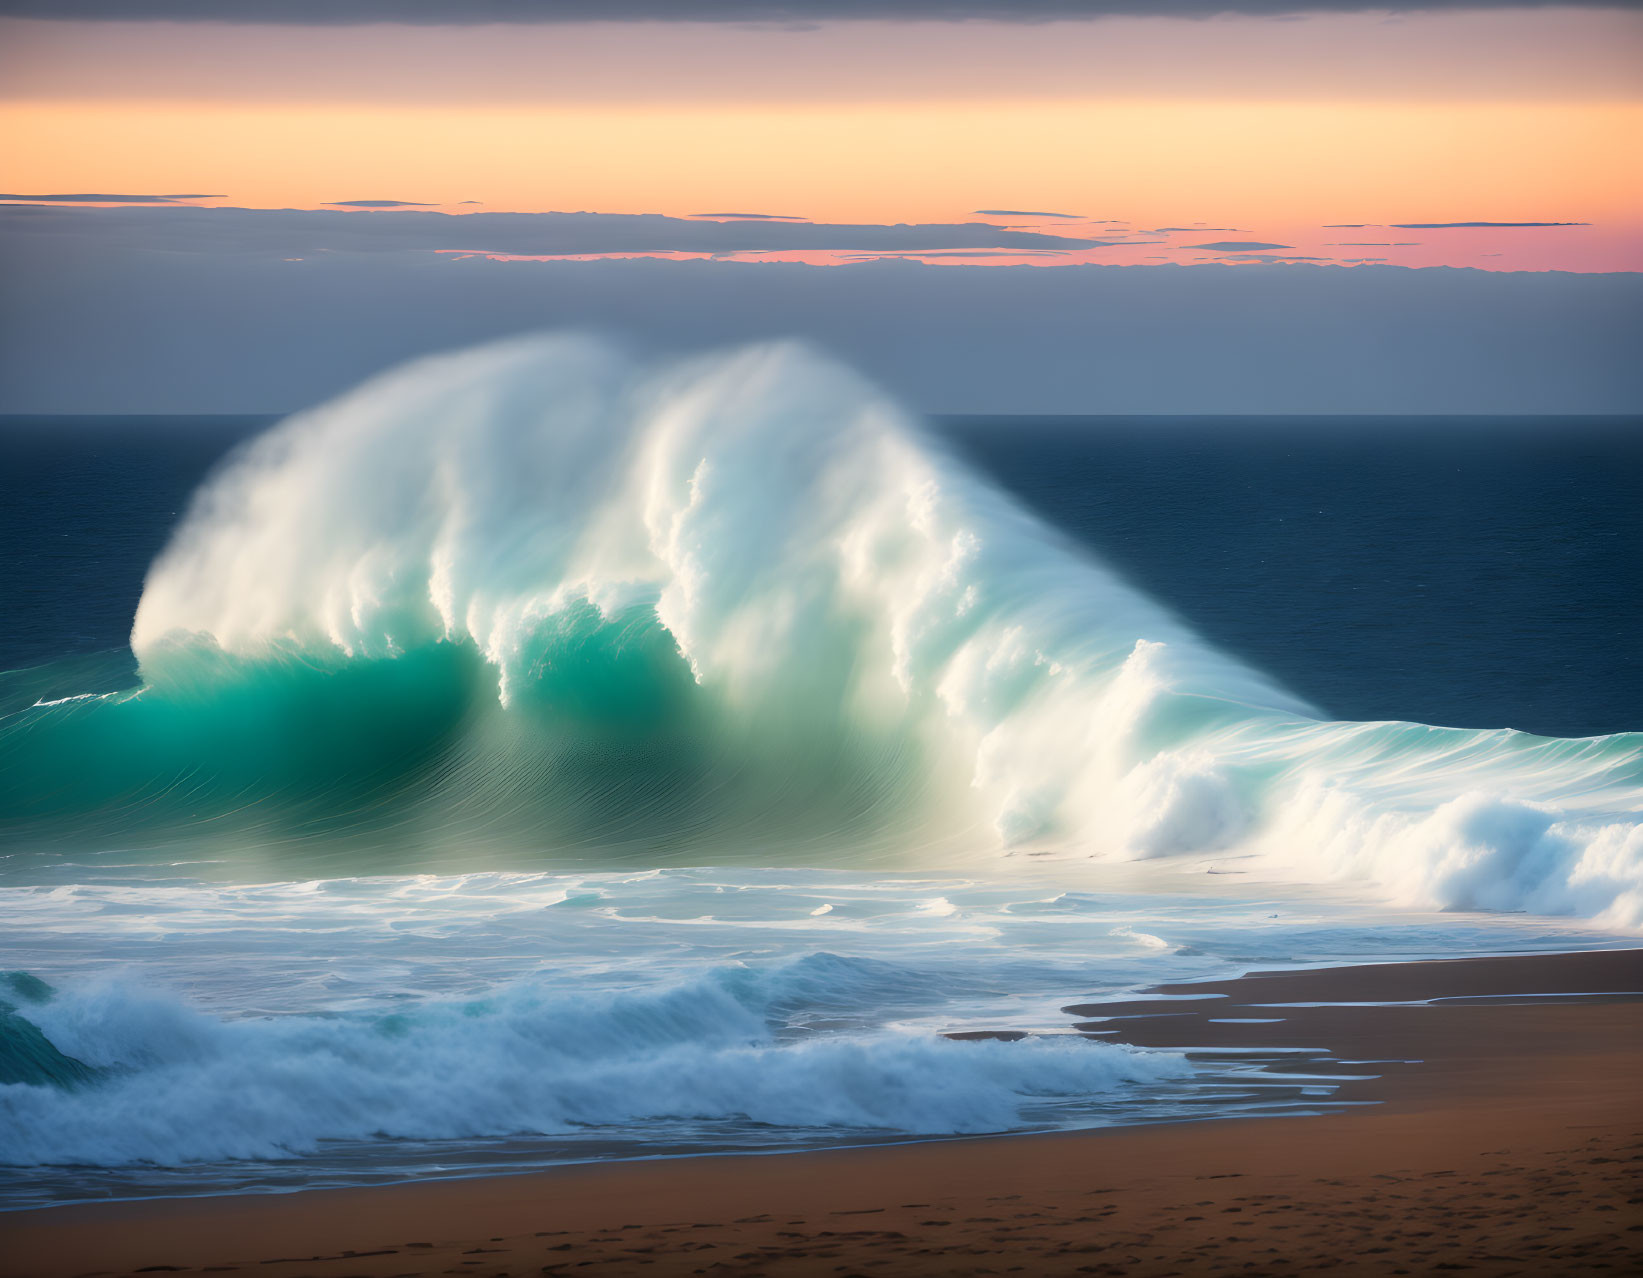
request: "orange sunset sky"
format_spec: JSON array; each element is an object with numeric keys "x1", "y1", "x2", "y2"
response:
[{"x1": 2, "y1": 8, "x2": 1640, "y2": 271}]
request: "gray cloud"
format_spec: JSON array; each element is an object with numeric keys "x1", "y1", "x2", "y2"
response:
[
  {"x1": 325, "y1": 199, "x2": 438, "y2": 208},
  {"x1": 1391, "y1": 221, "x2": 1591, "y2": 229},
  {"x1": 0, "y1": 204, "x2": 1111, "y2": 257},
  {"x1": 836, "y1": 248, "x2": 1077, "y2": 258},
  {"x1": 0, "y1": 193, "x2": 222, "y2": 204},
  {"x1": 974, "y1": 209, "x2": 1084, "y2": 219},
  {"x1": 1185, "y1": 241, "x2": 1292, "y2": 251},
  {"x1": 1154, "y1": 227, "x2": 1245, "y2": 233},
  {"x1": 1213, "y1": 253, "x2": 1335, "y2": 263},
  {"x1": 0, "y1": 1, "x2": 1629, "y2": 19},
  {"x1": 1, "y1": 241, "x2": 1636, "y2": 417},
  {"x1": 691, "y1": 212, "x2": 811, "y2": 221}
]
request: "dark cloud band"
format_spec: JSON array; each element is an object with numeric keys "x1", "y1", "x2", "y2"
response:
[
  {"x1": 0, "y1": 193, "x2": 223, "y2": 203},
  {"x1": 974, "y1": 210, "x2": 1084, "y2": 219},
  {"x1": 3, "y1": 244, "x2": 1636, "y2": 417},
  {"x1": 1391, "y1": 221, "x2": 1591, "y2": 229},
  {"x1": 1326, "y1": 222, "x2": 1592, "y2": 230},
  {"x1": 1, "y1": 0, "x2": 1631, "y2": 21},
  {"x1": 0, "y1": 203, "x2": 1115, "y2": 256},
  {"x1": 691, "y1": 213, "x2": 811, "y2": 221}
]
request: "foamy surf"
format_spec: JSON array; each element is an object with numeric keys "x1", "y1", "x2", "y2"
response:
[
  {"x1": 1, "y1": 865, "x2": 1615, "y2": 1203},
  {"x1": 0, "y1": 959, "x2": 1187, "y2": 1168}
]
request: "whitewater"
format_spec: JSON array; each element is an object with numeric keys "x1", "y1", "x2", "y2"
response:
[{"x1": 1, "y1": 334, "x2": 1639, "y2": 1205}]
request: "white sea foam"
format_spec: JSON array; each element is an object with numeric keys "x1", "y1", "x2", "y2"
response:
[
  {"x1": 0, "y1": 864, "x2": 1623, "y2": 1196},
  {"x1": 114, "y1": 333, "x2": 1642, "y2": 924},
  {"x1": 1, "y1": 961, "x2": 1184, "y2": 1167}
]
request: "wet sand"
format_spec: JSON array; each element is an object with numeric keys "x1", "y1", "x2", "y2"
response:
[{"x1": 4, "y1": 948, "x2": 1640, "y2": 1277}]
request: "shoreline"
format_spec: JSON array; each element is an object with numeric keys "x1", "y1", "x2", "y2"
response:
[{"x1": 4, "y1": 948, "x2": 1639, "y2": 1277}]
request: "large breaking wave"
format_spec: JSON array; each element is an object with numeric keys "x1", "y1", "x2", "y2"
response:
[{"x1": 1, "y1": 334, "x2": 1639, "y2": 924}]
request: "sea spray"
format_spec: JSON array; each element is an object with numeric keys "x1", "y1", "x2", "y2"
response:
[{"x1": 0, "y1": 333, "x2": 1637, "y2": 923}]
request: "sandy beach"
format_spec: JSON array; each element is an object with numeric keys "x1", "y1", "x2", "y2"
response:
[{"x1": 4, "y1": 947, "x2": 1639, "y2": 1278}]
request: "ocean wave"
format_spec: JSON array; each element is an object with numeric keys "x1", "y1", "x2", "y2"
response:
[
  {"x1": 0, "y1": 334, "x2": 1637, "y2": 924},
  {"x1": 0, "y1": 959, "x2": 1183, "y2": 1166}
]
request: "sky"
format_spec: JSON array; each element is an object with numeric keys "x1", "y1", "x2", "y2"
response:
[{"x1": 1, "y1": 2, "x2": 1639, "y2": 412}]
